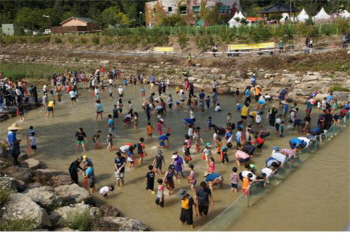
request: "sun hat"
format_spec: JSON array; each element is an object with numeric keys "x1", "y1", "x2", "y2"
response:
[
  {"x1": 8, "y1": 123, "x2": 21, "y2": 131},
  {"x1": 203, "y1": 171, "x2": 211, "y2": 177},
  {"x1": 83, "y1": 155, "x2": 88, "y2": 161},
  {"x1": 205, "y1": 142, "x2": 211, "y2": 147},
  {"x1": 178, "y1": 189, "x2": 188, "y2": 199},
  {"x1": 157, "y1": 149, "x2": 163, "y2": 154},
  {"x1": 171, "y1": 154, "x2": 178, "y2": 159},
  {"x1": 273, "y1": 147, "x2": 280, "y2": 151}
]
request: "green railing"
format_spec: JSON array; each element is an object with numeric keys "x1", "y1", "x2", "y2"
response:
[{"x1": 199, "y1": 112, "x2": 349, "y2": 231}]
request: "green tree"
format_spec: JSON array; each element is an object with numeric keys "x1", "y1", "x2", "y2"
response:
[
  {"x1": 15, "y1": 7, "x2": 45, "y2": 30},
  {"x1": 101, "y1": 6, "x2": 129, "y2": 27}
]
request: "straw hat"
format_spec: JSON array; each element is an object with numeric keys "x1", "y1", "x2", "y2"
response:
[
  {"x1": 178, "y1": 189, "x2": 188, "y2": 199},
  {"x1": 203, "y1": 171, "x2": 211, "y2": 177},
  {"x1": 8, "y1": 123, "x2": 21, "y2": 131}
]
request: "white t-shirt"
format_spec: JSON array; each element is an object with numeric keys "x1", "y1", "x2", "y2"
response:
[
  {"x1": 119, "y1": 145, "x2": 130, "y2": 153},
  {"x1": 272, "y1": 152, "x2": 287, "y2": 163},
  {"x1": 261, "y1": 168, "x2": 273, "y2": 178},
  {"x1": 241, "y1": 171, "x2": 257, "y2": 181},
  {"x1": 99, "y1": 186, "x2": 110, "y2": 196},
  {"x1": 188, "y1": 128, "x2": 194, "y2": 137},
  {"x1": 256, "y1": 114, "x2": 262, "y2": 123},
  {"x1": 203, "y1": 148, "x2": 212, "y2": 156},
  {"x1": 214, "y1": 106, "x2": 221, "y2": 112},
  {"x1": 118, "y1": 87, "x2": 124, "y2": 95}
]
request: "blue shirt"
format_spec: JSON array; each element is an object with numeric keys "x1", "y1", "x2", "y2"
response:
[
  {"x1": 183, "y1": 118, "x2": 194, "y2": 125},
  {"x1": 205, "y1": 98, "x2": 210, "y2": 105},
  {"x1": 212, "y1": 93, "x2": 217, "y2": 101},
  {"x1": 7, "y1": 131, "x2": 17, "y2": 146},
  {"x1": 151, "y1": 76, "x2": 156, "y2": 83},
  {"x1": 159, "y1": 135, "x2": 168, "y2": 142},
  {"x1": 225, "y1": 132, "x2": 233, "y2": 140},
  {"x1": 205, "y1": 173, "x2": 221, "y2": 182},
  {"x1": 326, "y1": 95, "x2": 333, "y2": 103},
  {"x1": 96, "y1": 103, "x2": 103, "y2": 112},
  {"x1": 245, "y1": 89, "x2": 250, "y2": 97},
  {"x1": 199, "y1": 92, "x2": 205, "y2": 100},
  {"x1": 86, "y1": 167, "x2": 94, "y2": 177},
  {"x1": 108, "y1": 119, "x2": 114, "y2": 126},
  {"x1": 236, "y1": 131, "x2": 241, "y2": 142},
  {"x1": 289, "y1": 139, "x2": 307, "y2": 148}
]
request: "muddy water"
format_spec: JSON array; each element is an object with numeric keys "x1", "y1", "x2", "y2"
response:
[
  {"x1": 227, "y1": 126, "x2": 350, "y2": 231},
  {"x1": 0, "y1": 82, "x2": 332, "y2": 231}
]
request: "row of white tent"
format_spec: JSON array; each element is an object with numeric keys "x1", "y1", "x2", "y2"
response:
[{"x1": 229, "y1": 8, "x2": 350, "y2": 28}]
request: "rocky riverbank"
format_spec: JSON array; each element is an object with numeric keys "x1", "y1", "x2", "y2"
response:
[
  {"x1": 0, "y1": 145, "x2": 149, "y2": 231},
  {"x1": 1, "y1": 49, "x2": 350, "y2": 104}
]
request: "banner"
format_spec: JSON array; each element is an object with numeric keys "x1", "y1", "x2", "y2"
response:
[{"x1": 228, "y1": 42, "x2": 275, "y2": 50}]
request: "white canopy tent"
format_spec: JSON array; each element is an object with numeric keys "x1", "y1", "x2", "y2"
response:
[
  {"x1": 296, "y1": 8, "x2": 309, "y2": 22},
  {"x1": 313, "y1": 7, "x2": 331, "y2": 21},
  {"x1": 228, "y1": 11, "x2": 246, "y2": 28},
  {"x1": 339, "y1": 10, "x2": 350, "y2": 19},
  {"x1": 280, "y1": 13, "x2": 291, "y2": 23}
]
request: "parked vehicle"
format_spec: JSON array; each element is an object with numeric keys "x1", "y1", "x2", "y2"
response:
[
  {"x1": 43, "y1": 29, "x2": 51, "y2": 35},
  {"x1": 32, "y1": 30, "x2": 40, "y2": 36}
]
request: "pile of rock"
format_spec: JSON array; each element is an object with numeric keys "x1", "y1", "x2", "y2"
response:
[{"x1": 0, "y1": 152, "x2": 149, "y2": 231}]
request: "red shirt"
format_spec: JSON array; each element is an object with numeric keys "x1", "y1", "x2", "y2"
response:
[{"x1": 256, "y1": 137, "x2": 264, "y2": 145}]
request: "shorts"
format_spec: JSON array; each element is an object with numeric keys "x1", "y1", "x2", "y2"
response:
[
  {"x1": 155, "y1": 162, "x2": 162, "y2": 169},
  {"x1": 71, "y1": 97, "x2": 76, "y2": 101},
  {"x1": 198, "y1": 203, "x2": 209, "y2": 215},
  {"x1": 97, "y1": 111, "x2": 103, "y2": 114},
  {"x1": 115, "y1": 171, "x2": 125, "y2": 180},
  {"x1": 146, "y1": 183, "x2": 154, "y2": 191},
  {"x1": 88, "y1": 177, "x2": 95, "y2": 188},
  {"x1": 190, "y1": 179, "x2": 197, "y2": 186},
  {"x1": 241, "y1": 115, "x2": 248, "y2": 119},
  {"x1": 166, "y1": 180, "x2": 175, "y2": 190},
  {"x1": 231, "y1": 183, "x2": 238, "y2": 189},
  {"x1": 180, "y1": 208, "x2": 193, "y2": 225},
  {"x1": 159, "y1": 141, "x2": 165, "y2": 146},
  {"x1": 47, "y1": 107, "x2": 53, "y2": 112},
  {"x1": 76, "y1": 140, "x2": 85, "y2": 144},
  {"x1": 238, "y1": 157, "x2": 250, "y2": 163},
  {"x1": 31, "y1": 145, "x2": 37, "y2": 150}
]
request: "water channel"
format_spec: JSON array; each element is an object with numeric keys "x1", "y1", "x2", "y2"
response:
[{"x1": 0, "y1": 82, "x2": 348, "y2": 231}]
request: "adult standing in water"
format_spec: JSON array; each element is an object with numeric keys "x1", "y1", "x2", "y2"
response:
[
  {"x1": 68, "y1": 156, "x2": 84, "y2": 184},
  {"x1": 178, "y1": 189, "x2": 198, "y2": 229},
  {"x1": 115, "y1": 151, "x2": 126, "y2": 187},
  {"x1": 268, "y1": 105, "x2": 278, "y2": 128},
  {"x1": 75, "y1": 128, "x2": 87, "y2": 153},
  {"x1": 195, "y1": 181, "x2": 214, "y2": 219}
]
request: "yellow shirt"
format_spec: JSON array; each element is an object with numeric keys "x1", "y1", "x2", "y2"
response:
[
  {"x1": 48, "y1": 101, "x2": 54, "y2": 108},
  {"x1": 249, "y1": 111, "x2": 257, "y2": 118},
  {"x1": 242, "y1": 177, "x2": 250, "y2": 190},
  {"x1": 255, "y1": 87, "x2": 261, "y2": 96},
  {"x1": 241, "y1": 106, "x2": 249, "y2": 116}
]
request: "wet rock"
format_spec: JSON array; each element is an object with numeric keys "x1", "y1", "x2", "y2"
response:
[
  {"x1": 18, "y1": 153, "x2": 29, "y2": 162},
  {"x1": 2, "y1": 193, "x2": 51, "y2": 228},
  {"x1": 23, "y1": 158, "x2": 41, "y2": 170},
  {"x1": 2, "y1": 166, "x2": 32, "y2": 183},
  {"x1": 49, "y1": 203, "x2": 101, "y2": 227},
  {"x1": 211, "y1": 68, "x2": 219, "y2": 73},
  {"x1": 54, "y1": 184, "x2": 91, "y2": 205},
  {"x1": 34, "y1": 169, "x2": 72, "y2": 187},
  {"x1": 100, "y1": 204, "x2": 121, "y2": 217},
  {"x1": 95, "y1": 217, "x2": 149, "y2": 231},
  {"x1": 0, "y1": 176, "x2": 26, "y2": 192},
  {"x1": 24, "y1": 186, "x2": 60, "y2": 208}
]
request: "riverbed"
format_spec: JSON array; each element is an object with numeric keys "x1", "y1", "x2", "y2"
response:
[{"x1": 0, "y1": 82, "x2": 341, "y2": 231}]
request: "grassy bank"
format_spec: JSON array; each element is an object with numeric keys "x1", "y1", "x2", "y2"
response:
[{"x1": 0, "y1": 62, "x2": 85, "y2": 80}]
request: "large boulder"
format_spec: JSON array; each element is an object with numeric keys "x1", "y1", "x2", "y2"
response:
[
  {"x1": 0, "y1": 176, "x2": 26, "y2": 192},
  {"x1": 24, "y1": 186, "x2": 61, "y2": 208},
  {"x1": 54, "y1": 184, "x2": 91, "y2": 205},
  {"x1": 49, "y1": 203, "x2": 101, "y2": 227},
  {"x1": 34, "y1": 169, "x2": 72, "y2": 187},
  {"x1": 100, "y1": 204, "x2": 121, "y2": 217},
  {"x1": 94, "y1": 217, "x2": 149, "y2": 231},
  {"x1": 2, "y1": 166, "x2": 32, "y2": 183},
  {"x1": 23, "y1": 158, "x2": 42, "y2": 170},
  {"x1": 2, "y1": 193, "x2": 51, "y2": 228}
]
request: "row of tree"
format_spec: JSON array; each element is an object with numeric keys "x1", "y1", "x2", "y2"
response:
[{"x1": 0, "y1": 0, "x2": 349, "y2": 30}]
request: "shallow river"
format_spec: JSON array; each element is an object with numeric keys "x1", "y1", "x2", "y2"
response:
[{"x1": 0, "y1": 82, "x2": 347, "y2": 231}]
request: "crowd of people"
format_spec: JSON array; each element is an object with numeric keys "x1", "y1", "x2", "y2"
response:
[{"x1": 4, "y1": 66, "x2": 350, "y2": 229}]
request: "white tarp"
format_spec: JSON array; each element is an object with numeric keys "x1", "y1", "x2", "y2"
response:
[
  {"x1": 339, "y1": 10, "x2": 350, "y2": 19},
  {"x1": 296, "y1": 9, "x2": 309, "y2": 22},
  {"x1": 313, "y1": 7, "x2": 331, "y2": 21},
  {"x1": 228, "y1": 11, "x2": 246, "y2": 28},
  {"x1": 280, "y1": 13, "x2": 290, "y2": 23}
]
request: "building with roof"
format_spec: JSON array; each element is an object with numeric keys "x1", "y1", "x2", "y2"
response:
[
  {"x1": 259, "y1": 0, "x2": 299, "y2": 19},
  {"x1": 145, "y1": 0, "x2": 241, "y2": 27},
  {"x1": 51, "y1": 17, "x2": 101, "y2": 34},
  {"x1": 1, "y1": 24, "x2": 16, "y2": 36}
]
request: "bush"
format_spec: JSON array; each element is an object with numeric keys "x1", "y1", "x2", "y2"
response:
[
  {"x1": 18, "y1": 36, "x2": 28, "y2": 43},
  {"x1": 54, "y1": 37, "x2": 63, "y2": 43},
  {"x1": 329, "y1": 84, "x2": 350, "y2": 92},
  {"x1": 91, "y1": 36, "x2": 100, "y2": 45},
  {"x1": 77, "y1": 37, "x2": 88, "y2": 44},
  {"x1": 4, "y1": 36, "x2": 17, "y2": 44},
  {"x1": 249, "y1": 24, "x2": 272, "y2": 43},
  {"x1": 0, "y1": 218, "x2": 37, "y2": 231},
  {"x1": 102, "y1": 36, "x2": 114, "y2": 45},
  {"x1": 66, "y1": 209, "x2": 94, "y2": 231},
  {"x1": 195, "y1": 34, "x2": 214, "y2": 51},
  {"x1": 0, "y1": 187, "x2": 11, "y2": 208},
  {"x1": 177, "y1": 33, "x2": 189, "y2": 49},
  {"x1": 30, "y1": 36, "x2": 50, "y2": 44},
  {"x1": 67, "y1": 36, "x2": 76, "y2": 44}
]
